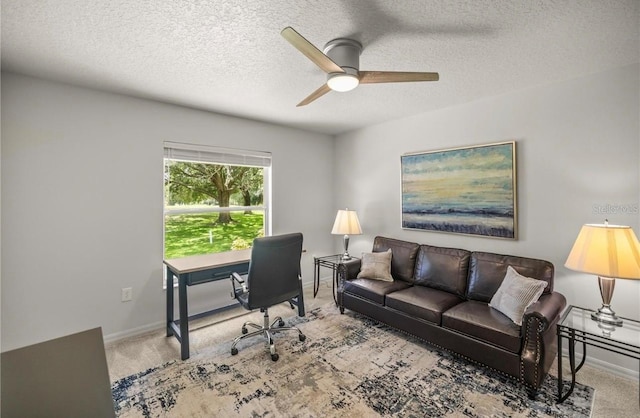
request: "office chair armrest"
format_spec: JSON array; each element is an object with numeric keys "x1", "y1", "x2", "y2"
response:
[
  {"x1": 231, "y1": 272, "x2": 245, "y2": 285},
  {"x1": 230, "y1": 272, "x2": 248, "y2": 298}
]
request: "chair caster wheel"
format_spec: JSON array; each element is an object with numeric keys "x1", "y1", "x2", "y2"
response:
[
  {"x1": 299, "y1": 334, "x2": 306, "y2": 342},
  {"x1": 278, "y1": 320, "x2": 285, "y2": 327},
  {"x1": 271, "y1": 353, "x2": 279, "y2": 361},
  {"x1": 241, "y1": 327, "x2": 248, "y2": 334},
  {"x1": 231, "y1": 347, "x2": 238, "y2": 355}
]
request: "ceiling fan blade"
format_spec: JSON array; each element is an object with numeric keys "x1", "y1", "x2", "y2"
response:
[
  {"x1": 281, "y1": 27, "x2": 344, "y2": 74},
  {"x1": 359, "y1": 71, "x2": 439, "y2": 84},
  {"x1": 297, "y1": 84, "x2": 332, "y2": 107}
]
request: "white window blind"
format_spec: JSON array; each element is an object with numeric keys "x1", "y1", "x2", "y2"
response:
[
  {"x1": 164, "y1": 141, "x2": 271, "y2": 167},
  {"x1": 163, "y1": 141, "x2": 272, "y2": 221}
]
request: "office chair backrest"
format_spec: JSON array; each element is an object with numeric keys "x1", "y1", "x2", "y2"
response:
[{"x1": 247, "y1": 233, "x2": 303, "y2": 309}]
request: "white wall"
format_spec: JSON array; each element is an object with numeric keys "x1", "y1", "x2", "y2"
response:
[
  {"x1": 1, "y1": 73, "x2": 336, "y2": 351},
  {"x1": 334, "y1": 64, "x2": 640, "y2": 374},
  {"x1": 3, "y1": 65, "x2": 639, "y2": 375}
]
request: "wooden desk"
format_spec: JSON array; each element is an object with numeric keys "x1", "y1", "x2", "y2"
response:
[{"x1": 164, "y1": 249, "x2": 251, "y2": 360}]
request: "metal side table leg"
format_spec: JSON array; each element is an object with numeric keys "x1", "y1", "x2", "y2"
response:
[
  {"x1": 313, "y1": 258, "x2": 320, "y2": 298},
  {"x1": 558, "y1": 329, "x2": 587, "y2": 403},
  {"x1": 557, "y1": 330, "x2": 563, "y2": 402}
]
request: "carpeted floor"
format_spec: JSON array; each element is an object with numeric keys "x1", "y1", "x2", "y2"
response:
[
  {"x1": 110, "y1": 305, "x2": 594, "y2": 416},
  {"x1": 106, "y1": 283, "x2": 639, "y2": 417}
]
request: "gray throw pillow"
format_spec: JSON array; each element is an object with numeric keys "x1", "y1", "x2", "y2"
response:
[
  {"x1": 489, "y1": 266, "x2": 547, "y2": 326},
  {"x1": 357, "y1": 249, "x2": 393, "y2": 282}
]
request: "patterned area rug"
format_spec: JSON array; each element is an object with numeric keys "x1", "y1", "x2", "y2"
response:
[{"x1": 112, "y1": 304, "x2": 594, "y2": 417}]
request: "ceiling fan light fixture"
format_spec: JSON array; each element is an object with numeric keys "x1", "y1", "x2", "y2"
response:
[
  {"x1": 281, "y1": 27, "x2": 438, "y2": 106},
  {"x1": 327, "y1": 72, "x2": 359, "y2": 92}
]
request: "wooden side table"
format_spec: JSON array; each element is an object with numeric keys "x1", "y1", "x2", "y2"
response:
[
  {"x1": 557, "y1": 305, "x2": 640, "y2": 403},
  {"x1": 313, "y1": 254, "x2": 358, "y2": 305}
]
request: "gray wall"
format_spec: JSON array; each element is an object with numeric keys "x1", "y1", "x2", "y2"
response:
[
  {"x1": 1, "y1": 73, "x2": 336, "y2": 350},
  {"x1": 333, "y1": 64, "x2": 640, "y2": 375}
]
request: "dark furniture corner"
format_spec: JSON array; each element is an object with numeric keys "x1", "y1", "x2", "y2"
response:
[
  {"x1": 230, "y1": 232, "x2": 307, "y2": 361},
  {"x1": 1, "y1": 328, "x2": 115, "y2": 418}
]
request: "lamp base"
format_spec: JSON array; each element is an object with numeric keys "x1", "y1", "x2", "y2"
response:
[
  {"x1": 591, "y1": 306, "x2": 623, "y2": 326},
  {"x1": 591, "y1": 276, "x2": 623, "y2": 326},
  {"x1": 341, "y1": 234, "x2": 351, "y2": 261}
]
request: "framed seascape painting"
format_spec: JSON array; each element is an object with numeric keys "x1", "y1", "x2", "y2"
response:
[{"x1": 401, "y1": 141, "x2": 517, "y2": 239}]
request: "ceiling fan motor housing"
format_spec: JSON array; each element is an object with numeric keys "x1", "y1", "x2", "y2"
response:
[{"x1": 323, "y1": 38, "x2": 362, "y2": 73}]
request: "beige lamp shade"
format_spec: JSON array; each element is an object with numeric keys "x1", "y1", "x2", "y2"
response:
[
  {"x1": 565, "y1": 223, "x2": 640, "y2": 280},
  {"x1": 331, "y1": 209, "x2": 362, "y2": 235}
]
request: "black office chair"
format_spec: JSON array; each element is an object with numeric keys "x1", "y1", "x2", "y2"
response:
[{"x1": 230, "y1": 232, "x2": 306, "y2": 361}]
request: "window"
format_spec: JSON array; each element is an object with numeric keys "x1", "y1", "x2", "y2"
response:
[{"x1": 163, "y1": 142, "x2": 271, "y2": 260}]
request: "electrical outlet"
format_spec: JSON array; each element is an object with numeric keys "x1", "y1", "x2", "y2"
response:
[{"x1": 121, "y1": 287, "x2": 133, "y2": 302}]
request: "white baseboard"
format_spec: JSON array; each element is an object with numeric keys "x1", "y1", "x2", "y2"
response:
[
  {"x1": 560, "y1": 348, "x2": 639, "y2": 381},
  {"x1": 103, "y1": 320, "x2": 165, "y2": 344},
  {"x1": 105, "y1": 277, "x2": 334, "y2": 344}
]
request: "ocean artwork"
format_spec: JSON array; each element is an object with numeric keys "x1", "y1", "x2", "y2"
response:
[{"x1": 401, "y1": 142, "x2": 516, "y2": 239}]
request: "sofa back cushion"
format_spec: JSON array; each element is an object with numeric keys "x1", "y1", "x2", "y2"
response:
[
  {"x1": 466, "y1": 252, "x2": 554, "y2": 302},
  {"x1": 372, "y1": 236, "x2": 420, "y2": 283},
  {"x1": 414, "y1": 245, "x2": 471, "y2": 297}
]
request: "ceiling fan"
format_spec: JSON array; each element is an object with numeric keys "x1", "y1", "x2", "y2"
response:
[{"x1": 281, "y1": 26, "x2": 439, "y2": 107}]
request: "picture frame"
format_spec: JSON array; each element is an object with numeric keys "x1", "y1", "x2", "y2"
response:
[{"x1": 401, "y1": 141, "x2": 517, "y2": 239}]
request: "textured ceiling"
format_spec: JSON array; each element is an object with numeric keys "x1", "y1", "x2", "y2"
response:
[{"x1": 2, "y1": 0, "x2": 638, "y2": 135}]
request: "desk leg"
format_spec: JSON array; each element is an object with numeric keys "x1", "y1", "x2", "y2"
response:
[
  {"x1": 179, "y1": 277, "x2": 190, "y2": 360},
  {"x1": 166, "y1": 266, "x2": 174, "y2": 337}
]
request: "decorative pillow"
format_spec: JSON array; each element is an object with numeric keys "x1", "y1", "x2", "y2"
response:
[
  {"x1": 489, "y1": 266, "x2": 547, "y2": 326},
  {"x1": 357, "y1": 249, "x2": 393, "y2": 282}
]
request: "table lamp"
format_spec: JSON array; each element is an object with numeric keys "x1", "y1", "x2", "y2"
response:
[
  {"x1": 331, "y1": 209, "x2": 362, "y2": 260},
  {"x1": 565, "y1": 221, "x2": 640, "y2": 326}
]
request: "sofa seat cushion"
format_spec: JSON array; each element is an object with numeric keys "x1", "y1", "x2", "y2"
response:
[
  {"x1": 442, "y1": 300, "x2": 521, "y2": 353},
  {"x1": 385, "y1": 286, "x2": 464, "y2": 325},
  {"x1": 343, "y1": 278, "x2": 411, "y2": 305}
]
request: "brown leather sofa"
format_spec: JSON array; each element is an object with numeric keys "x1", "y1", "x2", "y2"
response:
[{"x1": 337, "y1": 236, "x2": 566, "y2": 397}]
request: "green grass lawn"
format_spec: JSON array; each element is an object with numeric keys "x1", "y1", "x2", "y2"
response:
[{"x1": 164, "y1": 211, "x2": 264, "y2": 259}]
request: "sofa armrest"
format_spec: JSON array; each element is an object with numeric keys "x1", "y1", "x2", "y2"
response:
[
  {"x1": 340, "y1": 258, "x2": 362, "y2": 281},
  {"x1": 523, "y1": 292, "x2": 567, "y2": 333},
  {"x1": 520, "y1": 291, "x2": 567, "y2": 391}
]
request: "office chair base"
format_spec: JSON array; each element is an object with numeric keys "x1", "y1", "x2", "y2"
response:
[{"x1": 230, "y1": 309, "x2": 305, "y2": 361}]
